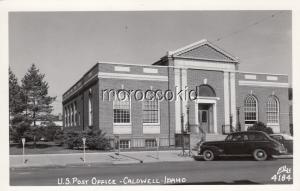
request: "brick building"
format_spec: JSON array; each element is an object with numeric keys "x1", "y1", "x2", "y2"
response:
[{"x1": 62, "y1": 39, "x2": 290, "y2": 149}]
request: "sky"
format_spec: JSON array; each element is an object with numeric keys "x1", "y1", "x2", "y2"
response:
[{"x1": 9, "y1": 11, "x2": 292, "y2": 114}]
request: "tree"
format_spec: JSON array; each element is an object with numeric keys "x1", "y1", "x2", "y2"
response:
[
  {"x1": 21, "y1": 64, "x2": 56, "y2": 145},
  {"x1": 9, "y1": 68, "x2": 24, "y2": 115},
  {"x1": 247, "y1": 121, "x2": 274, "y2": 134},
  {"x1": 9, "y1": 68, "x2": 30, "y2": 143}
]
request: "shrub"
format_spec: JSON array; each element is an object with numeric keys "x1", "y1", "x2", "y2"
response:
[
  {"x1": 53, "y1": 128, "x2": 64, "y2": 146},
  {"x1": 85, "y1": 129, "x2": 111, "y2": 150},
  {"x1": 64, "y1": 128, "x2": 111, "y2": 150},
  {"x1": 64, "y1": 130, "x2": 83, "y2": 149},
  {"x1": 40, "y1": 125, "x2": 61, "y2": 141},
  {"x1": 247, "y1": 121, "x2": 274, "y2": 134}
]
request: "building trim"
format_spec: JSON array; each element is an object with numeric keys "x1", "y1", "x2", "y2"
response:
[
  {"x1": 168, "y1": 39, "x2": 239, "y2": 63},
  {"x1": 143, "y1": 125, "x2": 161, "y2": 134},
  {"x1": 239, "y1": 80, "x2": 289, "y2": 88},
  {"x1": 98, "y1": 72, "x2": 168, "y2": 81},
  {"x1": 244, "y1": 74, "x2": 257, "y2": 80},
  {"x1": 63, "y1": 73, "x2": 98, "y2": 101},
  {"x1": 96, "y1": 61, "x2": 288, "y2": 76},
  {"x1": 173, "y1": 56, "x2": 238, "y2": 64},
  {"x1": 174, "y1": 68, "x2": 181, "y2": 134},
  {"x1": 182, "y1": 68, "x2": 188, "y2": 129},
  {"x1": 224, "y1": 72, "x2": 230, "y2": 126},
  {"x1": 113, "y1": 125, "x2": 132, "y2": 134},
  {"x1": 267, "y1": 76, "x2": 278, "y2": 81},
  {"x1": 114, "y1": 66, "x2": 130, "y2": 72},
  {"x1": 238, "y1": 71, "x2": 288, "y2": 76},
  {"x1": 143, "y1": 68, "x2": 158, "y2": 74},
  {"x1": 174, "y1": 59, "x2": 236, "y2": 72},
  {"x1": 230, "y1": 72, "x2": 237, "y2": 127}
]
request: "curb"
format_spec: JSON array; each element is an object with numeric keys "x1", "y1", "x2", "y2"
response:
[{"x1": 10, "y1": 157, "x2": 195, "y2": 169}]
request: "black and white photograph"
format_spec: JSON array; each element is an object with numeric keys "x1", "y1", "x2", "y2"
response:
[{"x1": 1, "y1": 0, "x2": 299, "y2": 190}]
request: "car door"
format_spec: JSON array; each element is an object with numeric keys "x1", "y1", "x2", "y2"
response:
[
  {"x1": 224, "y1": 133, "x2": 245, "y2": 155},
  {"x1": 246, "y1": 132, "x2": 269, "y2": 153}
]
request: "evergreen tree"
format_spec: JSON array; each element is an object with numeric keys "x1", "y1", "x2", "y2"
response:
[
  {"x1": 21, "y1": 64, "x2": 56, "y2": 145},
  {"x1": 9, "y1": 68, "x2": 30, "y2": 143},
  {"x1": 9, "y1": 68, "x2": 23, "y2": 114}
]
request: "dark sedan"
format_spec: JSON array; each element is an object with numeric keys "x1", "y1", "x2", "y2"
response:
[
  {"x1": 270, "y1": 133, "x2": 293, "y2": 154},
  {"x1": 199, "y1": 131, "x2": 287, "y2": 161}
]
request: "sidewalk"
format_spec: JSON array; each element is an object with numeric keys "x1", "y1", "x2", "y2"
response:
[{"x1": 10, "y1": 150, "x2": 197, "y2": 168}]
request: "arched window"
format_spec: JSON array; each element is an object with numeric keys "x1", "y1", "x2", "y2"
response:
[
  {"x1": 266, "y1": 96, "x2": 279, "y2": 125},
  {"x1": 71, "y1": 104, "x2": 74, "y2": 126},
  {"x1": 67, "y1": 106, "x2": 70, "y2": 127},
  {"x1": 74, "y1": 101, "x2": 77, "y2": 126},
  {"x1": 64, "y1": 107, "x2": 68, "y2": 127},
  {"x1": 88, "y1": 95, "x2": 93, "y2": 126},
  {"x1": 244, "y1": 95, "x2": 258, "y2": 125},
  {"x1": 196, "y1": 84, "x2": 216, "y2": 97}
]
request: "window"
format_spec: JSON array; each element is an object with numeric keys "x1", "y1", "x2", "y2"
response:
[
  {"x1": 247, "y1": 133, "x2": 268, "y2": 141},
  {"x1": 244, "y1": 95, "x2": 258, "y2": 124},
  {"x1": 71, "y1": 104, "x2": 74, "y2": 126},
  {"x1": 227, "y1": 134, "x2": 243, "y2": 141},
  {"x1": 266, "y1": 96, "x2": 279, "y2": 124},
  {"x1": 196, "y1": 85, "x2": 216, "y2": 97},
  {"x1": 68, "y1": 106, "x2": 71, "y2": 127},
  {"x1": 119, "y1": 140, "x2": 130, "y2": 149},
  {"x1": 145, "y1": 139, "x2": 157, "y2": 147},
  {"x1": 74, "y1": 101, "x2": 77, "y2": 126},
  {"x1": 64, "y1": 107, "x2": 68, "y2": 127},
  {"x1": 88, "y1": 95, "x2": 93, "y2": 126},
  {"x1": 143, "y1": 99, "x2": 159, "y2": 123},
  {"x1": 201, "y1": 111, "x2": 207, "y2": 123},
  {"x1": 78, "y1": 111, "x2": 81, "y2": 126},
  {"x1": 113, "y1": 93, "x2": 130, "y2": 123}
]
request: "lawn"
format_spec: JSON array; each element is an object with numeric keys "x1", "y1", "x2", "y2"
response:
[
  {"x1": 9, "y1": 141, "x2": 103, "y2": 155},
  {"x1": 9, "y1": 141, "x2": 181, "y2": 155}
]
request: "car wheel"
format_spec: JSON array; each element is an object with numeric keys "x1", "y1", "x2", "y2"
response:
[
  {"x1": 253, "y1": 149, "x2": 268, "y2": 161},
  {"x1": 203, "y1": 149, "x2": 215, "y2": 161}
]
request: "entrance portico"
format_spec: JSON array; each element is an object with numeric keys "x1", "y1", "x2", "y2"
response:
[{"x1": 195, "y1": 97, "x2": 219, "y2": 134}]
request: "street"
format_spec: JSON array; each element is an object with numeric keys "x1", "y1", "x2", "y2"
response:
[{"x1": 10, "y1": 158, "x2": 293, "y2": 185}]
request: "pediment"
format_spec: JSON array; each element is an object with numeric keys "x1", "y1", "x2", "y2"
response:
[{"x1": 169, "y1": 39, "x2": 238, "y2": 63}]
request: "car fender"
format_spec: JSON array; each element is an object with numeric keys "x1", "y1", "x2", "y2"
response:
[
  {"x1": 251, "y1": 145, "x2": 273, "y2": 155},
  {"x1": 200, "y1": 145, "x2": 224, "y2": 156}
]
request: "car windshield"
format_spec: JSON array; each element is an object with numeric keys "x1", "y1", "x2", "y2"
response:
[{"x1": 282, "y1": 134, "x2": 293, "y2": 140}]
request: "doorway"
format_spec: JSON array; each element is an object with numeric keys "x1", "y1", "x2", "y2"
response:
[{"x1": 198, "y1": 103, "x2": 213, "y2": 133}]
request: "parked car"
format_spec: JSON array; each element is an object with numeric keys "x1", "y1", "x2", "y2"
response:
[
  {"x1": 269, "y1": 133, "x2": 293, "y2": 154},
  {"x1": 199, "y1": 131, "x2": 287, "y2": 161}
]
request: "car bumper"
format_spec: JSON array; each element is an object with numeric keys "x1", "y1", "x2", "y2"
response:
[
  {"x1": 272, "y1": 149, "x2": 288, "y2": 155},
  {"x1": 272, "y1": 154, "x2": 293, "y2": 159}
]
